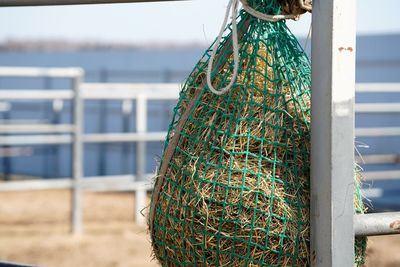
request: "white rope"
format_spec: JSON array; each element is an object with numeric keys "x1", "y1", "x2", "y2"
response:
[
  {"x1": 304, "y1": 22, "x2": 312, "y2": 52},
  {"x1": 207, "y1": 0, "x2": 239, "y2": 96},
  {"x1": 207, "y1": 0, "x2": 301, "y2": 95}
]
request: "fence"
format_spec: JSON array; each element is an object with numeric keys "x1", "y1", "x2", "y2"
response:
[
  {"x1": 355, "y1": 83, "x2": 400, "y2": 182},
  {"x1": 0, "y1": 67, "x2": 180, "y2": 233},
  {"x1": 353, "y1": 84, "x2": 400, "y2": 238}
]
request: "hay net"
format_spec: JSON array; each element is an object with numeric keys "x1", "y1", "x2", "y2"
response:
[{"x1": 149, "y1": 0, "x2": 366, "y2": 266}]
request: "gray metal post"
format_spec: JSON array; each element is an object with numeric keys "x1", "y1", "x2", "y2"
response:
[
  {"x1": 122, "y1": 99, "x2": 133, "y2": 174},
  {"x1": 0, "y1": 0, "x2": 187, "y2": 6},
  {"x1": 355, "y1": 212, "x2": 400, "y2": 237},
  {"x1": 1, "y1": 109, "x2": 11, "y2": 181},
  {"x1": 310, "y1": 0, "x2": 356, "y2": 266},
  {"x1": 72, "y1": 70, "x2": 84, "y2": 235},
  {"x1": 98, "y1": 69, "x2": 108, "y2": 177},
  {"x1": 135, "y1": 94, "x2": 147, "y2": 225}
]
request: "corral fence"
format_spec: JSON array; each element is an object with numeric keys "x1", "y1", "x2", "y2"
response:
[
  {"x1": 0, "y1": 66, "x2": 180, "y2": 230},
  {"x1": 0, "y1": 0, "x2": 400, "y2": 266}
]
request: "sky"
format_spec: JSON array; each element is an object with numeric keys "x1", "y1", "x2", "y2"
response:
[{"x1": 0, "y1": 0, "x2": 399, "y2": 44}]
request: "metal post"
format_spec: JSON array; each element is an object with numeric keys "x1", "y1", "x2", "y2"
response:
[
  {"x1": 1, "y1": 110, "x2": 11, "y2": 181},
  {"x1": 310, "y1": 0, "x2": 356, "y2": 266},
  {"x1": 122, "y1": 99, "x2": 133, "y2": 174},
  {"x1": 52, "y1": 99, "x2": 63, "y2": 178},
  {"x1": 355, "y1": 212, "x2": 400, "y2": 237},
  {"x1": 98, "y1": 69, "x2": 108, "y2": 177},
  {"x1": 43, "y1": 77, "x2": 56, "y2": 178},
  {"x1": 0, "y1": 0, "x2": 188, "y2": 6},
  {"x1": 72, "y1": 70, "x2": 84, "y2": 235},
  {"x1": 136, "y1": 186, "x2": 147, "y2": 225},
  {"x1": 135, "y1": 94, "x2": 147, "y2": 225}
]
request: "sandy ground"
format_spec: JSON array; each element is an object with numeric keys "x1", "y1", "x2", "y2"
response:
[
  {"x1": 0, "y1": 190, "x2": 399, "y2": 267},
  {"x1": 0, "y1": 190, "x2": 158, "y2": 267}
]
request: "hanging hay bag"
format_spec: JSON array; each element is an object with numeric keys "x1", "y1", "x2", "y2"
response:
[{"x1": 149, "y1": 0, "x2": 366, "y2": 265}]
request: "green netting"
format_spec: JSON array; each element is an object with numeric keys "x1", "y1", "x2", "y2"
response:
[{"x1": 149, "y1": 1, "x2": 366, "y2": 266}]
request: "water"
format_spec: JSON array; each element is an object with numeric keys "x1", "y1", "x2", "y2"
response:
[{"x1": 0, "y1": 35, "x2": 399, "y2": 210}]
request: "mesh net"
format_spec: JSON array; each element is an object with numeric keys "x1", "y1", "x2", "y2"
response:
[{"x1": 149, "y1": 1, "x2": 366, "y2": 265}]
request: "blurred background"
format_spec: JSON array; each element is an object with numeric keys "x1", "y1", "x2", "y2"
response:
[{"x1": 0, "y1": 0, "x2": 399, "y2": 266}]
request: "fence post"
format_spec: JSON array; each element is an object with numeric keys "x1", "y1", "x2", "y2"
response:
[
  {"x1": 98, "y1": 68, "x2": 108, "y2": 176},
  {"x1": 1, "y1": 108, "x2": 11, "y2": 181},
  {"x1": 122, "y1": 99, "x2": 133, "y2": 174},
  {"x1": 72, "y1": 69, "x2": 84, "y2": 235},
  {"x1": 135, "y1": 94, "x2": 147, "y2": 225},
  {"x1": 310, "y1": 0, "x2": 356, "y2": 266}
]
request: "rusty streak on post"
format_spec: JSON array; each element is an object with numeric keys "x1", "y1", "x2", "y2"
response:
[
  {"x1": 355, "y1": 212, "x2": 400, "y2": 237},
  {"x1": 338, "y1": 47, "x2": 354, "y2": 52},
  {"x1": 390, "y1": 220, "x2": 400, "y2": 231}
]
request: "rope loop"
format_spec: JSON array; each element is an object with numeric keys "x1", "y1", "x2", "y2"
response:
[
  {"x1": 207, "y1": 0, "x2": 311, "y2": 95},
  {"x1": 207, "y1": 0, "x2": 239, "y2": 96}
]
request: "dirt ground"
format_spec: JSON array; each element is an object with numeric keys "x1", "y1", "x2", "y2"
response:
[{"x1": 0, "y1": 190, "x2": 399, "y2": 267}]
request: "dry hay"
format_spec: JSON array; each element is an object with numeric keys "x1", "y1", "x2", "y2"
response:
[{"x1": 150, "y1": 43, "x2": 365, "y2": 266}]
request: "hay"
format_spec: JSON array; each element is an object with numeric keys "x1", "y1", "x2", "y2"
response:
[
  {"x1": 149, "y1": 11, "x2": 366, "y2": 266},
  {"x1": 176, "y1": 47, "x2": 311, "y2": 266}
]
